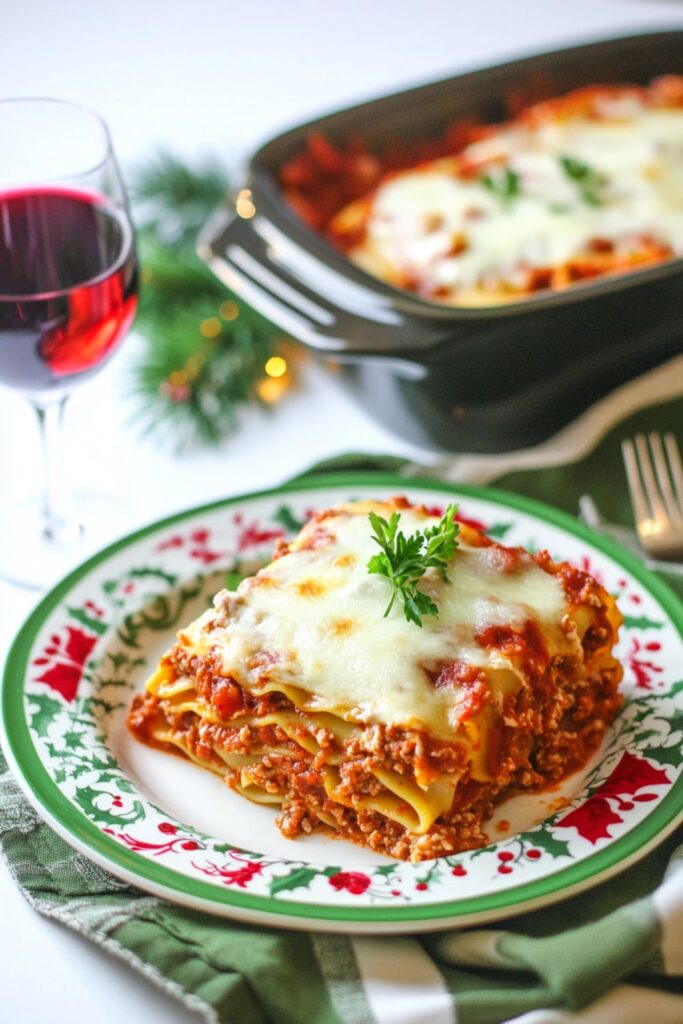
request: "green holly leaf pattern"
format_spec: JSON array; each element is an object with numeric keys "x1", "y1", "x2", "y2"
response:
[
  {"x1": 66, "y1": 605, "x2": 109, "y2": 635},
  {"x1": 79, "y1": 696, "x2": 126, "y2": 717},
  {"x1": 632, "y1": 703, "x2": 656, "y2": 724},
  {"x1": 486, "y1": 522, "x2": 513, "y2": 540},
  {"x1": 117, "y1": 578, "x2": 203, "y2": 648},
  {"x1": 525, "y1": 829, "x2": 571, "y2": 859},
  {"x1": 269, "y1": 865, "x2": 340, "y2": 896},
  {"x1": 62, "y1": 727, "x2": 88, "y2": 751},
  {"x1": 27, "y1": 693, "x2": 62, "y2": 738},
  {"x1": 270, "y1": 867, "x2": 319, "y2": 896},
  {"x1": 104, "y1": 651, "x2": 132, "y2": 671},
  {"x1": 622, "y1": 615, "x2": 664, "y2": 631},
  {"x1": 89, "y1": 751, "x2": 119, "y2": 771},
  {"x1": 212, "y1": 843, "x2": 261, "y2": 858},
  {"x1": 416, "y1": 861, "x2": 442, "y2": 886},
  {"x1": 272, "y1": 505, "x2": 304, "y2": 534},
  {"x1": 74, "y1": 785, "x2": 145, "y2": 825},
  {"x1": 633, "y1": 729, "x2": 659, "y2": 743},
  {"x1": 373, "y1": 864, "x2": 398, "y2": 877},
  {"x1": 642, "y1": 745, "x2": 681, "y2": 768},
  {"x1": 94, "y1": 771, "x2": 123, "y2": 786},
  {"x1": 130, "y1": 567, "x2": 178, "y2": 586},
  {"x1": 669, "y1": 709, "x2": 683, "y2": 730},
  {"x1": 669, "y1": 680, "x2": 683, "y2": 698}
]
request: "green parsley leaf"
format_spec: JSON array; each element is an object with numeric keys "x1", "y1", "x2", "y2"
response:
[
  {"x1": 480, "y1": 167, "x2": 521, "y2": 206},
  {"x1": 558, "y1": 155, "x2": 608, "y2": 206},
  {"x1": 367, "y1": 505, "x2": 460, "y2": 627}
]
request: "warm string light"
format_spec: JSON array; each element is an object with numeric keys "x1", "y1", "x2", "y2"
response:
[
  {"x1": 256, "y1": 352, "x2": 291, "y2": 403},
  {"x1": 256, "y1": 377, "x2": 287, "y2": 403},
  {"x1": 219, "y1": 300, "x2": 240, "y2": 321},
  {"x1": 161, "y1": 298, "x2": 295, "y2": 409},
  {"x1": 200, "y1": 317, "x2": 221, "y2": 338},
  {"x1": 264, "y1": 355, "x2": 287, "y2": 378},
  {"x1": 236, "y1": 188, "x2": 256, "y2": 219}
]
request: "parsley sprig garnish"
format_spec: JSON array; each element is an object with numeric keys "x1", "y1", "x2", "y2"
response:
[
  {"x1": 366, "y1": 506, "x2": 460, "y2": 627},
  {"x1": 558, "y1": 156, "x2": 608, "y2": 206},
  {"x1": 480, "y1": 167, "x2": 521, "y2": 207}
]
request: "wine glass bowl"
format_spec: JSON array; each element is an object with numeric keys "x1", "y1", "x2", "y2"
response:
[
  {"x1": 0, "y1": 184, "x2": 137, "y2": 393},
  {"x1": 0, "y1": 99, "x2": 138, "y2": 587}
]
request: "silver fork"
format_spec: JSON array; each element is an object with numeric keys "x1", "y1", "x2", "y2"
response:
[{"x1": 621, "y1": 432, "x2": 683, "y2": 561}]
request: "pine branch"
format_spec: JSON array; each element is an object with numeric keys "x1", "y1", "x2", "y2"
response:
[
  {"x1": 129, "y1": 153, "x2": 285, "y2": 451},
  {"x1": 132, "y1": 151, "x2": 232, "y2": 243}
]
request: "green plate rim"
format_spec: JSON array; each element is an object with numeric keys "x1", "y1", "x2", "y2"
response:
[{"x1": 2, "y1": 471, "x2": 682, "y2": 923}]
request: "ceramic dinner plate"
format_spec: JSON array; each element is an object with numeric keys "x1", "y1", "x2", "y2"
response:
[{"x1": 2, "y1": 473, "x2": 682, "y2": 934}]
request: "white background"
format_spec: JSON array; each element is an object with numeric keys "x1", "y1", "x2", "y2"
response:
[{"x1": 1, "y1": 1, "x2": 683, "y2": 1021}]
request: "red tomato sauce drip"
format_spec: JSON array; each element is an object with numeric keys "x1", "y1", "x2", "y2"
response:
[
  {"x1": 430, "y1": 660, "x2": 490, "y2": 722},
  {"x1": 389, "y1": 494, "x2": 413, "y2": 510},
  {"x1": 534, "y1": 551, "x2": 595, "y2": 604},
  {"x1": 474, "y1": 620, "x2": 550, "y2": 683}
]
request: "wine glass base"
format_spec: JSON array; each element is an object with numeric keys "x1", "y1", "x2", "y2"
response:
[{"x1": 0, "y1": 492, "x2": 130, "y2": 591}]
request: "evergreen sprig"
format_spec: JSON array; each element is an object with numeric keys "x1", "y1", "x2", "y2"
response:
[{"x1": 129, "y1": 152, "x2": 282, "y2": 450}]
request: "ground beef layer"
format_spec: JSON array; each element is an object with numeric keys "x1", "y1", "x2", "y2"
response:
[{"x1": 128, "y1": 644, "x2": 622, "y2": 861}]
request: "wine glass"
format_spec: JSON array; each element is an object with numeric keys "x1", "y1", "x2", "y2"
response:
[{"x1": 0, "y1": 98, "x2": 138, "y2": 589}]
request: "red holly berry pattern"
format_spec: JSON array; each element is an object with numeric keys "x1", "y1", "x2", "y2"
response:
[
  {"x1": 328, "y1": 871, "x2": 371, "y2": 895},
  {"x1": 157, "y1": 527, "x2": 227, "y2": 565}
]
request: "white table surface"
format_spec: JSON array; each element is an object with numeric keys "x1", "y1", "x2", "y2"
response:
[{"x1": 2, "y1": 1, "x2": 683, "y2": 1021}]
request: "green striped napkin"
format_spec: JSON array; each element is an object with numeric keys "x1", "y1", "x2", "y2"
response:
[{"x1": 1, "y1": 394, "x2": 682, "y2": 1024}]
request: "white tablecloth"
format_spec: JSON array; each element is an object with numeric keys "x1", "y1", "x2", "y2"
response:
[{"x1": 2, "y1": 1, "x2": 683, "y2": 1021}]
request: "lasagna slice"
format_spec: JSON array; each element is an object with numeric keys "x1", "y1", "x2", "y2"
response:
[{"x1": 128, "y1": 499, "x2": 623, "y2": 861}]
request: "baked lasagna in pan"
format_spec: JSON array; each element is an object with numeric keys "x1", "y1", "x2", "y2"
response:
[
  {"x1": 282, "y1": 76, "x2": 683, "y2": 306},
  {"x1": 128, "y1": 499, "x2": 623, "y2": 861}
]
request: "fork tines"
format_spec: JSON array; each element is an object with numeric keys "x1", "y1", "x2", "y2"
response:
[{"x1": 622, "y1": 432, "x2": 683, "y2": 560}]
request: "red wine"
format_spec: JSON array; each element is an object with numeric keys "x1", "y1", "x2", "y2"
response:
[{"x1": 0, "y1": 186, "x2": 138, "y2": 392}]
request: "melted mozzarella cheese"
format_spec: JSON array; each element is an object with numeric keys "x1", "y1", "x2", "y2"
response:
[
  {"x1": 187, "y1": 504, "x2": 581, "y2": 739},
  {"x1": 351, "y1": 103, "x2": 683, "y2": 303}
]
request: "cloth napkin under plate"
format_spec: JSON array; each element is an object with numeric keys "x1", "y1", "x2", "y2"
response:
[{"x1": 1, "y1": 393, "x2": 682, "y2": 1024}]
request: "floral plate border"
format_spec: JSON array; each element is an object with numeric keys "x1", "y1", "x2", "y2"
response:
[{"x1": 1, "y1": 473, "x2": 682, "y2": 934}]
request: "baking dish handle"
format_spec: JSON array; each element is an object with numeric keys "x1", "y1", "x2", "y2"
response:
[{"x1": 197, "y1": 202, "x2": 454, "y2": 358}]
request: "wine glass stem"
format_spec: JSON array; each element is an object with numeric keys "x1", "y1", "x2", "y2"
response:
[{"x1": 33, "y1": 397, "x2": 82, "y2": 545}]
